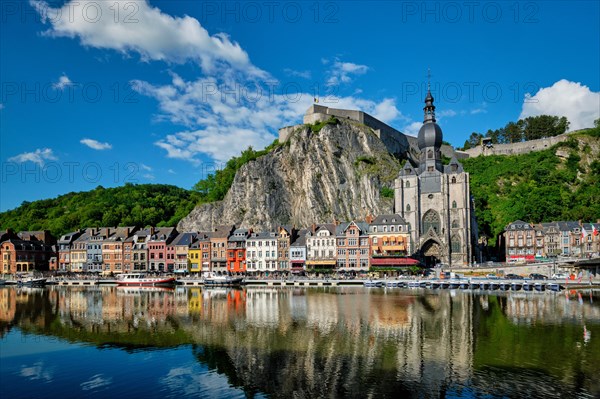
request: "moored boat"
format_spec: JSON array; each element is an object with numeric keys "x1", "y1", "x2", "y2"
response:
[
  {"x1": 18, "y1": 277, "x2": 47, "y2": 287},
  {"x1": 534, "y1": 282, "x2": 546, "y2": 292},
  {"x1": 116, "y1": 273, "x2": 176, "y2": 286},
  {"x1": 546, "y1": 282, "x2": 563, "y2": 292},
  {"x1": 203, "y1": 273, "x2": 244, "y2": 286}
]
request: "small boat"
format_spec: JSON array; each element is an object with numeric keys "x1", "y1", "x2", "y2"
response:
[
  {"x1": 407, "y1": 280, "x2": 421, "y2": 288},
  {"x1": 449, "y1": 280, "x2": 461, "y2": 289},
  {"x1": 203, "y1": 274, "x2": 244, "y2": 286},
  {"x1": 546, "y1": 282, "x2": 563, "y2": 292},
  {"x1": 534, "y1": 282, "x2": 546, "y2": 292},
  {"x1": 116, "y1": 273, "x2": 176, "y2": 286},
  {"x1": 18, "y1": 277, "x2": 47, "y2": 287}
]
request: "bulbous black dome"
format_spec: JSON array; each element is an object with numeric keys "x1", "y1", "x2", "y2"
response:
[{"x1": 418, "y1": 122, "x2": 443, "y2": 150}]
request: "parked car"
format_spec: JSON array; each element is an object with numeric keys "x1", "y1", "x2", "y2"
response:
[
  {"x1": 504, "y1": 274, "x2": 524, "y2": 280},
  {"x1": 486, "y1": 274, "x2": 499, "y2": 279},
  {"x1": 529, "y1": 273, "x2": 548, "y2": 280},
  {"x1": 552, "y1": 273, "x2": 569, "y2": 279}
]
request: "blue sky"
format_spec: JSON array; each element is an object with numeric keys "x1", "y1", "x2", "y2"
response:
[{"x1": 1, "y1": 0, "x2": 599, "y2": 211}]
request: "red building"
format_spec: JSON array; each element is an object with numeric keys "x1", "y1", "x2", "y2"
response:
[
  {"x1": 227, "y1": 228, "x2": 249, "y2": 275},
  {"x1": 147, "y1": 227, "x2": 177, "y2": 272}
]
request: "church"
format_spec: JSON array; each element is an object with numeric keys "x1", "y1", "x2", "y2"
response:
[{"x1": 394, "y1": 88, "x2": 479, "y2": 267}]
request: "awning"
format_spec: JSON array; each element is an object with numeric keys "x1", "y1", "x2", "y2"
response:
[{"x1": 370, "y1": 258, "x2": 420, "y2": 266}]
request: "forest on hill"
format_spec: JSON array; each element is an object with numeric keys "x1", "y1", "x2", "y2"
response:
[
  {"x1": 462, "y1": 127, "x2": 600, "y2": 246},
  {"x1": 0, "y1": 184, "x2": 198, "y2": 237}
]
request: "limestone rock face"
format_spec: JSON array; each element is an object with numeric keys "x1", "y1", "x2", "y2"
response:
[{"x1": 177, "y1": 120, "x2": 402, "y2": 232}]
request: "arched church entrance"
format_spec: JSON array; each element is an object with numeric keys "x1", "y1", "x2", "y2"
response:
[{"x1": 420, "y1": 240, "x2": 442, "y2": 267}]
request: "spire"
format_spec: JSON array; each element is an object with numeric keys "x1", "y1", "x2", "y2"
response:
[{"x1": 423, "y1": 68, "x2": 436, "y2": 123}]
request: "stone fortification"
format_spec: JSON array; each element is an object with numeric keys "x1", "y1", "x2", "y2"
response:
[{"x1": 463, "y1": 132, "x2": 576, "y2": 157}]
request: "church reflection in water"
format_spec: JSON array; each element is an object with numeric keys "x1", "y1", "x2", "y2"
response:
[{"x1": 1, "y1": 286, "x2": 599, "y2": 398}]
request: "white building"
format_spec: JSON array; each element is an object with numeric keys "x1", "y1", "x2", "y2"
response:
[
  {"x1": 305, "y1": 224, "x2": 337, "y2": 272},
  {"x1": 246, "y1": 231, "x2": 278, "y2": 275}
]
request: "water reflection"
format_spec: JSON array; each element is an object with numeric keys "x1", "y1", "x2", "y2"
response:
[{"x1": 1, "y1": 286, "x2": 599, "y2": 398}]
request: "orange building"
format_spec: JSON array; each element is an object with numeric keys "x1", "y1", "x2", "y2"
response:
[{"x1": 227, "y1": 228, "x2": 249, "y2": 275}]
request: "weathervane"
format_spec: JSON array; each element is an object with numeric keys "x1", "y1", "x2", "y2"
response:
[{"x1": 427, "y1": 68, "x2": 432, "y2": 91}]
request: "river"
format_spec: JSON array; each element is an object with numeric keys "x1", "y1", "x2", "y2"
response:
[{"x1": 1, "y1": 286, "x2": 599, "y2": 398}]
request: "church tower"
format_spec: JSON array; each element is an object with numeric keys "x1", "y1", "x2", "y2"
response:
[{"x1": 395, "y1": 81, "x2": 479, "y2": 267}]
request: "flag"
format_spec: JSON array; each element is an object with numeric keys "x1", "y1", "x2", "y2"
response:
[
  {"x1": 314, "y1": 97, "x2": 319, "y2": 103},
  {"x1": 581, "y1": 225, "x2": 587, "y2": 240},
  {"x1": 593, "y1": 223, "x2": 599, "y2": 236}
]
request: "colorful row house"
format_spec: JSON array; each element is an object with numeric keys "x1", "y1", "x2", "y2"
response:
[
  {"x1": 246, "y1": 231, "x2": 278, "y2": 275},
  {"x1": 336, "y1": 221, "x2": 371, "y2": 273},
  {"x1": 227, "y1": 228, "x2": 249, "y2": 275},
  {"x1": 1, "y1": 229, "x2": 56, "y2": 274},
  {"x1": 504, "y1": 220, "x2": 600, "y2": 261}
]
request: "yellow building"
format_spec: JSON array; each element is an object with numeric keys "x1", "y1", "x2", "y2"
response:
[{"x1": 188, "y1": 241, "x2": 202, "y2": 274}]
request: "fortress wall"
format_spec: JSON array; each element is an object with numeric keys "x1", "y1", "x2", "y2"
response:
[
  {"x1": 464, "y1": 133, "x2": 572, "y2": 157},
  {"x1": 282, "y1": 105, "x2": 462, "y2": 162}
]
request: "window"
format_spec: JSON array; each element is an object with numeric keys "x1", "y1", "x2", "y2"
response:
[
  {"x1": 451, "y1": 176, "x2": 456, "y2": 183},
  {"x1": 452, "y1": 200, "x2": 457, "y2": 209},
  {"x1": 452, "y1": 220, "x2": 459, "y2": 228},
  {"x1": 406, "y1": 204, "x2": 411, "y2": 212},
  {"x1": 405, "y1": 181, "x2": 410, "y2": 188},
  {"x1": 451, "y1": 235, "x2": 461, "y2": 253},
  {"x1": 427, "y1": 150, "x2": 433, "y2": 159},
  {"x1": 422, "y1": 210, "x2": 440, "y2": 234}
]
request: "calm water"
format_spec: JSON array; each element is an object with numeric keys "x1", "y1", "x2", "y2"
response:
[{"x1": 1, "y1": 286, "x2": 599, "y2": 398}]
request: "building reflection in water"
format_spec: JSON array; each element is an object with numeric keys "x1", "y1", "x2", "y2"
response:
[{"x1": 1, "y1": 286, "x2": 599, "y2": 398}]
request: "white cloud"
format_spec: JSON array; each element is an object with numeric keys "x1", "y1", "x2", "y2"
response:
[
  {"x1": 31, "y1": 0, "x2": 266, "y2": 77},
  {"x1": 325, "y1": 59, "x2": 369, "y2": 86},
  {"x1": 142, "y1": 173, "x2": 155, "y2": 180},
  {"x1": 520, "y1": 79, "x2": 600, "y2": 131},
  {"x1": 437, "y1": 109, "x2": 457, "y2": 118},
  {"x1": 138, "y1": 73, "x2": 407, "y2": 163},
  {"x1": 53, "y1": 74, "x2": 72, "y2": 90},
  {"x1": 140, "y1": 163, "x2": 152, "y2": 171},
  {"x1": 8, "y1": 148, "x2": 57, "y2": 165},
  {"x1": 284, "y1": 68, "x2": 311, "y2": 79},
  {"x1": 0, "y1": 103, "x2": 4, "y2": 110},
  {"x1": 80, "y1": 138, "x2": 112, "y2": 150},
  {"x1": 402, "y1": 121, "x2": 423, "y2": 137},
  {"x1": 168, "y1": 169, "x2": 176, "y2": 174}
]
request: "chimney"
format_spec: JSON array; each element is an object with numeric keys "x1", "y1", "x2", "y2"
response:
[
  {"x1": 311, "y1": 223, "x2": 316, "y2": 233},
  {"x1": 103, "y1": 227, "x2": 110, "y2": 237},
  {"x1": 366, "y1": 214, "x2": 374, "y2": 224},
  {"x1": 150, "y1": 226, "x2": 155, "y2": 236}
]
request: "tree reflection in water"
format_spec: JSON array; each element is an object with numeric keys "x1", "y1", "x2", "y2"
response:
[{"x1": 1, "y1": 286, "x2": 599, "y2": 398}]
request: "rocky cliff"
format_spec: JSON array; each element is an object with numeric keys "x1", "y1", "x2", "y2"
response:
[{"x1": 177, "y1": 120, "x2": 403, "y2": 232}]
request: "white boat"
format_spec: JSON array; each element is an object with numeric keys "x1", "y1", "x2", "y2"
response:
[
  {"x1": 203, "y1": 273, "x2": 244, "y2": 286},
  {"x1": 116, "y1": 273, "x2": 176, "y2": 286},
  {"x1": 17, "y1": 276, "x2": 47, "y2": 287}
]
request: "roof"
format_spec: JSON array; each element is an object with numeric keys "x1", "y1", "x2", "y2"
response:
[
  {"x1": 58, "y1": 231, "x2": 82, "y2": 243},
  {"x1": 336, "y1": 221, "x2": 369, "y2": 236},
  {"x1": 555, "y1": 221, "x2": 581, "y2": 232},
  {"x1": 370, "y1": 214, "x2": 407, "y2": 226},
  {"x1": 229, "y1": 228, "x2": 249, "y2": 242},
  {"x1": 506, "y1": 220, "x2": 533, "y2": 230},
  {"x1": 171, "y1": 232, "x2": 197, "y2": 247},
  {"x1": 443, "y1": 157, "x2": 464, "y2": 174},
  {"x1": 212, "y1": 225, "x2": 236, "y2": 239},
  {"x1": 312, "y1": 223, "x2": 336, "y2": 235},
  {"x1": 291, "y1": 230, "x2": 309, "y2": 247},
  {"x1": 248, "y1": 231, "x2": 277, "y2": 240}
]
